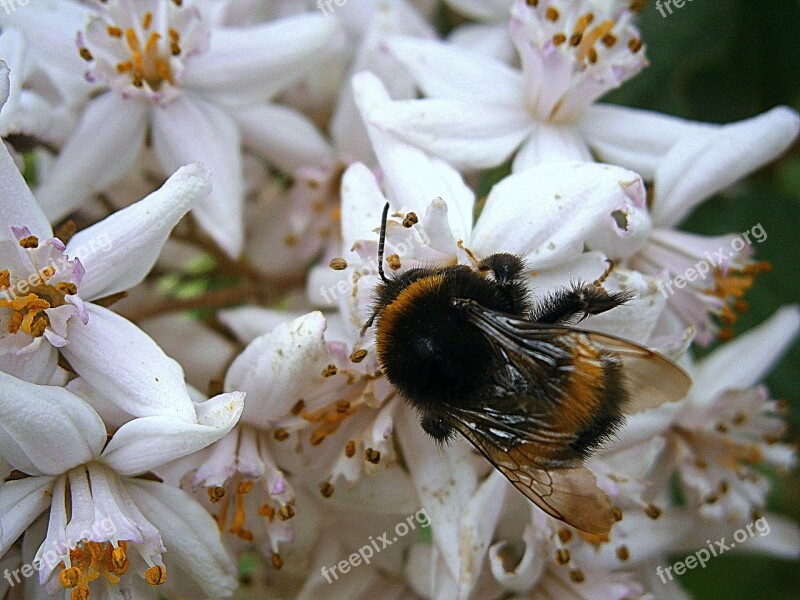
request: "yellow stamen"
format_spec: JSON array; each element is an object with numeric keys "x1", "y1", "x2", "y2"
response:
[{"x1": 145, "y1": 565, "x2": 167, "y2": 586}]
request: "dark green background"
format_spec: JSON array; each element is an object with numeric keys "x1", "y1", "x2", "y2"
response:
[{"x1": 605, "y1": 1, "x2": 800, "y2": 597}]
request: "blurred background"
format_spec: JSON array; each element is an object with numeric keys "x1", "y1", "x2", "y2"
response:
[{"x1": 605, "y1": 0, "x2": 800, "y2": 597}]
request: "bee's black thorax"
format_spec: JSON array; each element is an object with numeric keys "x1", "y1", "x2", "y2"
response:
[{"x1": 373, "y1": 255, "x2": 531, "y2": 417}]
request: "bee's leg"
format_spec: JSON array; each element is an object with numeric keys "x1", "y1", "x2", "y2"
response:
[
  {"x1": 532, "y1": 284, "x2": 633, "y2": 324},
  {"x1": 593, "y1": 260, "x2": 616, "y2": 286}
]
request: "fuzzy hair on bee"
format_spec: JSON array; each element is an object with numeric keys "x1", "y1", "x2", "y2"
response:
[{"x1": 366, "y1": 203, "x2": 691, "y2": 535}]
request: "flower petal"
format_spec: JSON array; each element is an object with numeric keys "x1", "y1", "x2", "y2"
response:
[
  {"x1": 395, "y1": 402, "x2": 478, "y2": 581},
  {"x1": 35, "y1": 94, "x2": 148, "y2": 222},
  {"x1": 653, "y1": 106, "x2": 800, "y2": 226},
  {"x1": 385, "y1": 35, "x2": 525, "y2": 104},
  {"x1": 100, "y1": 392, "x2": 244, "y2": 476},
  {"x1": 471, "y1": 162, "x2": 649, "y2": 268},
  {"x1": 67, "y1": 163, "x2": 211, "y2": 300},
  {"x1": 0, "y1": 371, "x2": 105, "y2": 475},
  {"x1": 0, "y1": 340, "x2": 57, "y2": 385},
  {"x1": 183, "y1": 13, "x2": 339, "y2": 103},
  {"x1": 694, "y1": 305, "x2": 800, "y2": 402},
  {"x1": 233, "y1": 102, "x2": 334, "y2": 174},
  {"x1": 224, "y1": 311, "x2": 337, "y2": 428},
  {"x1": 0, "y1": 135, "x2": 51, "y2": 241},
  {"x1": 126, "y1": 479, "x2": 238, "y2": 598},
  {"x1": 579, "y1": 103, "x2": 701, "y2": 179},
  {"x1": 0, "y1": 476, "x2": 54, "y2": 557},
  {"x1": 61, "y1": 303, "x2": 196, "y2": 422},
  {"x1": 352, "y1": 72, "x2": 475, "y2": 241},
  {"x1": 368, "y1": 96, "x2": 534, "y2": 170},
  {"x1": 152, "y1": 94, "x2": 244, "y2": 257}
]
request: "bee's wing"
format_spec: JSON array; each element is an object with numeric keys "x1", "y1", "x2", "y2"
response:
[
  {"x1": 453, "y1": 298, "x2": 691, "y2": 413},
  {"x1": 448, "y1": 414, "x2": 615, "y2": 536}
]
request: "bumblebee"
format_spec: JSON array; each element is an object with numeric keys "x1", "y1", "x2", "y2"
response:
[{"x1": 367, "y1": 203, "x2": 690, "y2": 535}]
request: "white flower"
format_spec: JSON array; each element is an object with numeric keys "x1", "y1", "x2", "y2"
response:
[
  {"x1": 1, "y1": 0, "x2": 338, "y2": 256},
  {"x1": 443, "y1": 0, "x2": 516, "y2": 62},
  {"x1": 0, "y1": 144, "x2": 210, "y2": 422},
  {"x1": 655, "y1": 306, "x2": 799, "y2": 521},
  {"x1": 367, "y1": 0, "x2": 648, "y2": 170},
  {"x1": 0, "y1": 29, "x2": 78, "y2": 145},
  {"x1": 0, "y1": 370, "x2": 244, "y2": 598}
]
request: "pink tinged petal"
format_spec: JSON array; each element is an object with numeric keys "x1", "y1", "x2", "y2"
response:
[
  {"x1": 385, "y1": 35, "x2": 525, "y2": 104},
  {"x1": 396, "y1": 402, "x2": 478, "y2": 581},
  {"x1": 653, "y1": 106, "x2": 800, "y2": 227},
  {"x1": 66, "y1": 163, "x2": 212, "y2": 300},
  {"x1": 0, "y1": 371, "x2": 105, "y2": 475},
  {"x1": 404, "y1": 543, "x2": 461, "y2": 600},
  {"x1": 0, "y1": 340, "x2": 57, "y2": 385},
  {"x1": 191, "y1": 427, "x2": 239, "y2": 488},
  {"x1": 489, "y1": 525, "x2": 546, "y2": 592},
  {"x1": 61, "y1": 303, "x2": 196, "y2": 422},
  {"x1": 694, "y1": 305, "x2": 800, "y2": 402},
  {"x1": 471, "y1": 162, "x2": 648, "y2": 268},
  {"x1": 0, "y1": 139, "x2": 51, "y2": 241},
  {"x1": 352, "y1": 72, "x2": 474, "y2": 241},
  {"x1": 126, "y1": 479, "x2": 238, "y2": 599},
  {"x1": 183, "y1": 13, "x2": 339, "y2": 103},
  {"x1": 579, "y1": 103, "x2": 703, "y2": 179},
  {"x1": 35, "y1": 94, "x2": 148, "y2": 222},
  {"x1": 233, "y1": 102, "x2": 334, "y2": 174},
  {"x1": 0, "y1": 476, "x2": 55, "y2": 557},
  {"x1": 458, "y1": 470, "x2": 508, "y2": 599},
  {"x1": 512, "y1": 122, "x2": 592, "y2": 170},
  {"x1": 100, "y1": 392, "x2": 244, "y2": 476},
  {"x1": 152, "y1": 94, "x2": 244, "y2": 257},
  {"x1": 368, "y1": 96, "x2": 534, "y2": 170},
  {"x1": 449, "y1": 23, "x2": 516, "y2": 63}
]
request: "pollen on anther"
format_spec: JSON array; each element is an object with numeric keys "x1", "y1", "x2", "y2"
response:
[
  {"x1": 274, "y1": 428, "x2": 290, "y2": 441},
  {"x1": 557, "y1": 528, "x2": 572, "y2": 543},
  {"x1": 321, "y1": 364, "x2": 338, "y2": 377},
  {"x1": 611, "y1": 506, "x2": 623, "y2": 521},
  {"x1": 628, "y1": 38, "x2": 643, "y2": 53},
  {"x1": 278, "y1": 504, "x2": 296, "y2": 521},
  {"x1": 329, "y1": 257, "x2": 348, "y2": 270},
  {"x1": 545, "y1": 6, "x2": 559, "y2": 21},
  {"x1": 365, "y1": 448, "x2": 381, "y2": 464},
  {"x1": 271, "y1": 553, "x2": 283, "y2": 570},
  {"x1": 402, "y1": 212, "x2": 418, "y2": 227},
  {"x1": 106, "y1": 25, "x2": 123, "y2": 38},
  {"x1": 616, "y1": 545, "x2": 630, "y2": 561},
  {"x1": 320, "y1": 481, "x2": 334, "y2": 497},
  {"x1": 208, "y1": 486, "x2": 225, "y2": 503},
  {"x1": 645, "y1": 504, "x2": 662, "y2": 520},
  {"x1": 18, "y1": 235, "x2": 38, "y2": 248},
  {"x1": 145, "y1": 565, "x2": 167, "y2": 586},
  {"x1": 79, "y1": 47, "x2": 94, "y2": 61},
  {"x1": 59, "y1": 566, "x2": 81, "y2": 588},
  {"x1": 569, "y1": 568, "x2": 585, "y2": 583},
  {"x1": 345, "y1": 440, "x2": 356, "y2": 457},
  {"x1": 556, "y1": 548, "x2": 570, "y2": 564},
  {"x1": 350, "y1": 348, "x2": 368, "y2": 363}
]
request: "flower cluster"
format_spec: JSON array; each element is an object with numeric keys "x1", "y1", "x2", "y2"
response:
[{"x1": 0, "y1": 1, "x2": 798, "y2": 599}]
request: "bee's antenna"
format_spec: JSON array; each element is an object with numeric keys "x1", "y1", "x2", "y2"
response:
[{"x1": 377, "y1": 202, "x2": 390, "y2": 283}]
